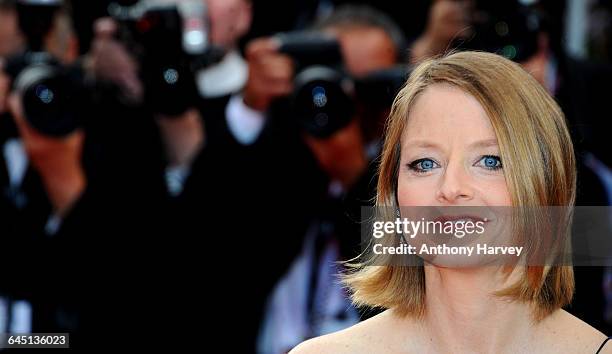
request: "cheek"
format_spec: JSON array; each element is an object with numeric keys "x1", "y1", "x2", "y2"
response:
[
  {"x1": 208, "y1": 4, "x2": 224, "y2": 41},
  {"x1": 209, "y1": 5, "x2": 237, "y2": 45},
  {"x1": 396, "y1": 173, "x2": 513, "y2": 206},
  {"x1": 0, "y1": 73, "x2": 9, "y2": 113},
  {"x1": 396, "y1": 174, "x2": 439, "y2": 206},
  {"x1": 474, "y1": 179, "x2": 513, "y2": 206}
]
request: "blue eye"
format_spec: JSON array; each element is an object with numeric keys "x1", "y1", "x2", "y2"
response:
[
  {"x1": 408, "y1": 158, "x2": 439, "y2": 173},
  {"x1": 477, "y1": 155, "x2": 502, "y2": 170}
]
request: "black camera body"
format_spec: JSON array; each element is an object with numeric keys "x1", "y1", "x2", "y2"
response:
[
  {"x1": 109, "y1": 0, "x2": 222, "y2": 116},
  {"x1": 277, "y1": 32, "x2": 352, "y2": 139},
  {"x1": 276, "y1": 32, "x2": 409, "y2": 139}
]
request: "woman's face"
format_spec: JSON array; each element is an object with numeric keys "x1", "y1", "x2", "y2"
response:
[{"x1": 397, "y1": 83, "x2": 511, "y2": 207}]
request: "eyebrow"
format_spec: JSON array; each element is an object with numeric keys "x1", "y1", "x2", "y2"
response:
[
  {"x1": 402, "y1": 138, "x2": 499, "y2": 150},
  {"x1": 468, "y1": 138, "x2": 499, "y2": 149},
  {"x1": 402, "y1": 140, "x2": 441, "y2": 150}
]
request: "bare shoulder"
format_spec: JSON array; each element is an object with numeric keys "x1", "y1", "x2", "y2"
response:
[
  {"x1": 288, "y1": 333, "x2": 357, "y2": 354},
  {"x1": 289, "y1": 310, "x2": 397, "y2": 354},
  {"x1": 539, "y1": 309, "x2": 610, "y2": 353}
]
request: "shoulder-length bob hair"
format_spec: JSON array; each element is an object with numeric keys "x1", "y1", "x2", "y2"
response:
[{"x1": 344, "y1": 51, "x2": 576, "y2": 321}]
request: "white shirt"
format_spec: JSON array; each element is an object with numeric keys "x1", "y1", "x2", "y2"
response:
[
  {"x1": 257, "y1": 221, "x2": 359, "y2": 354},
  {"x1": 225, "y1": 94, "x2": 267, "y2": 146},
  {"x1": 196, "y1": 50, "x2": 248, "y2": 99}
]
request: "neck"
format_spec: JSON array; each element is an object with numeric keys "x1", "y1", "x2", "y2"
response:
[
  {"x1": 335, "y1": 152, "x2": 367, "y2": 190},
  {"x1": 156, "y1": 108, "x2": 205, "y2": 168},
  {"x1": 420, "y1": 265, "x2": 536, "y2": 353}
]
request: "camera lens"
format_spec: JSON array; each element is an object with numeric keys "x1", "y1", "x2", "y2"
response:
[
  {"x1": 293, "y1": 66, "x2": 354, "y2": 139},
  {"x1": 14, "y1": 64, "x2": 80, "y2": 136},
  {"x1": 35, "y1": 84, "x2": 55, "y2": 104}
]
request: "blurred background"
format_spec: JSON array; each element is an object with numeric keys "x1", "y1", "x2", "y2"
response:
[{"x1": 0, "y1": 0, "x2": 610, "y2": 351}]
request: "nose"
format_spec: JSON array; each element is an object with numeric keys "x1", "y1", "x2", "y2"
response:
[{"x1": 435, "y1": 160, "x2": 474, "y2": 204}]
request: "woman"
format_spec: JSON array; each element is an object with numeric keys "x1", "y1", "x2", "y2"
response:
[{"x1": 290, "y1": 51, "x2": 611, "y2": 353}]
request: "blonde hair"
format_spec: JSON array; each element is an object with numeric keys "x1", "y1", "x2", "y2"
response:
[{"x1": 344, "y1": 51, "x2": 576, "y2": 321}]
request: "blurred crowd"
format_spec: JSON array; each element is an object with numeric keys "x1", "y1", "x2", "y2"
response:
[{"x1": 0, "y1": 0, "x2": 610, "y2": 352}]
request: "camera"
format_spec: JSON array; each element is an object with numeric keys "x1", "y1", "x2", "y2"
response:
[
  {"x1": 276, "y1": 32, "x2": 409, "y2": 139},
  {"x1": 5, "y1": 52, "x2": 84, "y2": 137},
  {"x1": 109, "y1": 0, "x2": 223, "y2": 116},
  {"x1": 3, "y1": 0, "x2": 84, "y2": 137}
]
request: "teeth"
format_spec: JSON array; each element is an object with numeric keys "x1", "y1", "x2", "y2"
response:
[{"x1": 446, "y1": 218, "x2": 487, "y2": 223}]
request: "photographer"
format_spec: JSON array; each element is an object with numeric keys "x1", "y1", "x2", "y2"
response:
[
  {"x1": 0, "y1": 2, "x2": 88, "y2": 332},
  {"x1": 0, "y1": 0, "x2": 122, "y2": 345},
  {"x1": 85, "y1": 0, "x2": 244, "y2": 209},
  {"x1": 239, "y1": 6, "x2": 408, "y2": 353},
  {"x1": 76, "y1": 1, "x2": 315, "y2": 350},
  {"x1": 0, "y1": 0, "x2": 208, "y2": 346},
  {"x1": 0, "y1": 2, "x2": 183, "y2": 349}
]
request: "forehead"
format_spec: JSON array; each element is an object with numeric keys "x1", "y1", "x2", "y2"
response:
[
  {"x1": 403, "y1": 83, "x2": 497, "y2": 147},
  {"x1": 324, "y1": 26, "x2": 396, "y2": 76}
]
